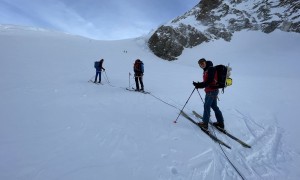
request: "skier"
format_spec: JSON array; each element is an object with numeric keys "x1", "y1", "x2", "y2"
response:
[
  {"x1": 94, "y1": 59, "x2": 105, "y2": 83},
  {"x1": 193, "y1": 58, "x2": 225, "y2": 130},
  {"x1": 133, "y1": 59, "x2": 144, "y2": 91}
]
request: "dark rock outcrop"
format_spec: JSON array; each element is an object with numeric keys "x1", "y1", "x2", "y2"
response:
[{"x1": 148, "y1": 0, "x2": 300, "y2": 60}]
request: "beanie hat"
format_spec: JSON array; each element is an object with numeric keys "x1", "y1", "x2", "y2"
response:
[{"x1": 198, "y1": 58, "x2": 206, "y2": 64}]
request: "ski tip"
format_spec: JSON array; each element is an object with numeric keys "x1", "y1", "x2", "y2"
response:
[{"x1": 243, "y1": 144, "x2": 252, "y2": 148}]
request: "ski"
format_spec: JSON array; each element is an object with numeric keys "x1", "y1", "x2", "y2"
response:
[
  {"x1": 88, "y1": 80, "x2": 103, "y2": 85},
  {"x1": 192, "y1": 111, "x2": 251, "y2": 148},
  {"x1": 180, "y1": 111, "x2": 231, "y2": 149},
  {"x1": 125, "y1": 88, "x2": 150, "y2": 94}
]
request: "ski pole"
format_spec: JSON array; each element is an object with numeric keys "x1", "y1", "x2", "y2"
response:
[
  {"x1": 174, "y1": 88, "x2": 196, "y2": 123},
  {"x1": 89, "y1": 75, "x2": 95, "y2": 82},
  {"x1": 129, "y1": 72, "x2": 131, "y2": 88},
  {"x1": 104, "y1": 71, "x2": 110, "y2": 83},
  {"x1": 196, "y1": 89, "x2": 204, "y2": 104}
]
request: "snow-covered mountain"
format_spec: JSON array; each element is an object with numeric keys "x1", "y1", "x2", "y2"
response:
[
  {"x1": 148, "y1": 0, "x2": 300, "y2": 60},
  {"x1": 1, "y1": 24, "x2": 300, "y2": 179}
]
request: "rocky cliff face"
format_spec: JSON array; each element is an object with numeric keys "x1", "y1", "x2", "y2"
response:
[{"x1": 148, "y1": 0, "x2": 300, "y2": 60}]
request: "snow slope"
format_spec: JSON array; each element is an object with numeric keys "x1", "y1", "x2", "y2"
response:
[{"x1": 0, "y1": 24, "x2": 300, "y2": 180}]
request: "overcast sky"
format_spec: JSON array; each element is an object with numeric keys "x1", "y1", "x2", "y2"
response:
[{"x1": 0, "y1": 0, "x2": 199, "y2": 40}]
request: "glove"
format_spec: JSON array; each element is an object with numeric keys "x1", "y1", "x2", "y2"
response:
[{"x1": 193, "y1": 81, "x2": 204, "y2": 89}]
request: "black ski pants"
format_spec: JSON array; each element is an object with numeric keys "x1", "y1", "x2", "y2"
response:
[{"x1": 135, "y1": 75, "x2": 144, "y2": 90}]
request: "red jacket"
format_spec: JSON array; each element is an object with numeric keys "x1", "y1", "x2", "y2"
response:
[{"x1": 203, "y1": 69, "x2": 218, "y2": 93}]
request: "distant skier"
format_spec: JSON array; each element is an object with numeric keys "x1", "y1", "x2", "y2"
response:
[
  {"x1": 94, "y1": 59, "x2": 105, "y2": 83},
  {"x1": 193, "y1": 58, "x2": 225, "y2": 130},
  {"x1": 133, "y1": 59, "x2": 144, "y2": 91}
]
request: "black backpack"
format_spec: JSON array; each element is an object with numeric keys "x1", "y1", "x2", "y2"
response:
[
  {"x1": 94, "y1": 61, "x2": 100, "y2": 69},
  {"x1": 134, "y1": 60, "x2": 144, "y2": 73},
  {"x1": 214, "y1": 64, "x2": 232, "y2": 92}
]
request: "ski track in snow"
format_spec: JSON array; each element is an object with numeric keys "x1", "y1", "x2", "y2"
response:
[
  {"x1": 97, "y1": 86, "x2": 300, "y2": 180},
  {"x1": 216, "y1": 109, "x2": 294, "y2": 180},
  {"x1": 184, "y1": 107, "x2": 296, "y2": 180}
]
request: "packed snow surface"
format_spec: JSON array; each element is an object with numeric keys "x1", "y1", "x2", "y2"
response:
[{"x1": 0, "y1": 24, "x2": 300, "y2": 180}]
